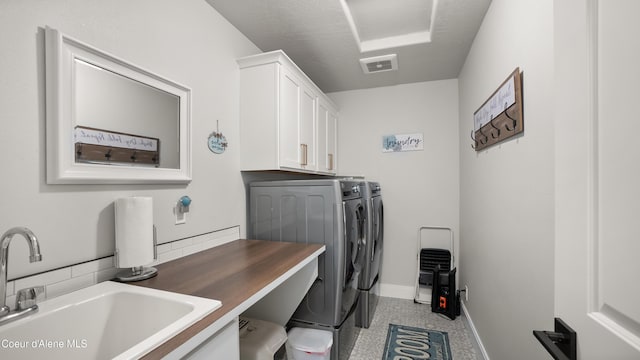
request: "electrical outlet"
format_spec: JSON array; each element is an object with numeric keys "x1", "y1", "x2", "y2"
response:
[{"x1": 465, "y1": 285, "x2": 469, "y2": 301}]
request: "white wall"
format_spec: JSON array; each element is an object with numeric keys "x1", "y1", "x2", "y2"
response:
[
  {"x1": 458, "y1": 0, "x2": 554, "y2": 359},
  {"x1": 0, "y1": 0, "x2": 259, "y2": 279},
  {"x1": 330, "y1": 80, "x2": 459, "y2": 297}
]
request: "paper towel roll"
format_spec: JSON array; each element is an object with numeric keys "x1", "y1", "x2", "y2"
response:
[{"x1": 115, "y1": 197, "x2": 154, "y2": 268}]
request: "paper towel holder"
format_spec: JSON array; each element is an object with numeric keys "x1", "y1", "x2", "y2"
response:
[{"x1": 114, "y1": 226, "x2": 158, "y2": 282}]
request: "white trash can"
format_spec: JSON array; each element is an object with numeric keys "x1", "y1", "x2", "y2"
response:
[{"x1": 286, "y1": 327, "x2": 333, "y2": 360}]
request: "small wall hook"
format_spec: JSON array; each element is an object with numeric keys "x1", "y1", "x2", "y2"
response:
[
  {"x1": 489, "y1": 117, "x2": 501, "y2": 138},
  {"x1": 470, "y1": 130, "x2": 478, "y2": 149},
  {"x1": 477, "y1": 126, "x2": 488, "y2": 145},
  {"x1": 504, "y1": 110, "x2": 517, "y2": 132}
]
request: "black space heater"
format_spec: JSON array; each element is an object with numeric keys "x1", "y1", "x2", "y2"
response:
[{"x1": 430, "y1": 265, "x2": 460, "y2": 320}]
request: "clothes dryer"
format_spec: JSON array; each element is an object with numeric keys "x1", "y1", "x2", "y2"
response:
[
  {"x1": 249, "y1": 179, "x2": 366, "y2": 359},
  {"x1": 356, "y1": 181, "x2": 384, "y2": 328}
]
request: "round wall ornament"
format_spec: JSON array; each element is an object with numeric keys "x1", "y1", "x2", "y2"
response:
[{"x1": 208, "y1": 120, "x2": 228, "y2": 154}]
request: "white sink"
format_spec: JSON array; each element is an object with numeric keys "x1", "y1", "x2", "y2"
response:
[{"x1": 0, "y1": 281, "x2": 221, "y2": 360}]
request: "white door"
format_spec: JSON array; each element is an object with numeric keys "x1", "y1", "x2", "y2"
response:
[{"x1": 555, "y1": 1, "x2": 640, "y2": 359}]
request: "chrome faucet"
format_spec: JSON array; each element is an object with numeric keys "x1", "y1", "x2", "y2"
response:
[{"x1": 0, "y1": 227, "x2": 42, "y2": 324}]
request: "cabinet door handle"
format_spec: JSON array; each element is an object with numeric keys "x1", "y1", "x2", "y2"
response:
[
  {"x1": 328, "y1": 153, "x2": 333, "y2": 171},
  {"x1": 300, "y1": 144, "x2": 308, "y2": 166}
]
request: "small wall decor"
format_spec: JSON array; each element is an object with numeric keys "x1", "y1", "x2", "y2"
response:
[
  {"x1": 472, "y1": 68, "x2": 523, "y2": 151},
  {"x1": 382, "y1": 133, "x2": 424, "y2": 152},
  {"x1": 74, "y1": 126, "x2": 159, "y2": 166},
  {"x1": 208, "y1": 120, "x2": 228, "y2": 154}
]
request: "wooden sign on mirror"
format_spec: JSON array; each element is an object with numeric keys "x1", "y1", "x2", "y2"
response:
[{"x1": 74, "y1": 126, "x2": 160, "y2": 166}]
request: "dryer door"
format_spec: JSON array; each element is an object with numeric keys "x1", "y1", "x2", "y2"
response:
[{"x1": 341, "y1": 199, "x2": 365, "y2": 322}]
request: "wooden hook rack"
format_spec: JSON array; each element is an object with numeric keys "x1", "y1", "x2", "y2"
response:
[
  {"x1": 75, "y1": 143, "x2": 159, "y2": 166},
  {"x1": 472, "y1": 68, "x2": 524, "y2": 151},
  {"x1": 74, "y1": 126, "x2": 160, "y2": 166}
]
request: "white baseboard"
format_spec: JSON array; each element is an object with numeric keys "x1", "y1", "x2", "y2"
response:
[
  {"x1": 379, "y1": 283, "x2": 415, "y2": 300},
  {"x1": 461, "y1": 302, "x2": 490, "y2": 360},
  {"x1": 379, "y1": 282, "x2": 435, "y2": 304}
]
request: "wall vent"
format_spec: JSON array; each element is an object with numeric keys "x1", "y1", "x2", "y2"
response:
[{"x1": 360, "y1": 54, "x2": 398, "y2": 74}]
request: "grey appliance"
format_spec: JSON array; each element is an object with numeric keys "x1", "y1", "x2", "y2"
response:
[
  {"x1": 356, "y1": 181, "x2": 384, "y2": 328},
  {"x1": 249, "y1": 179, "x2": 366, "y2": 360}
]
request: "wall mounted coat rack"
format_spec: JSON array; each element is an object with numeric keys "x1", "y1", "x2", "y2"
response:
[{"x1": 471, "y1": 68, "x2": 523, "y2": 151}]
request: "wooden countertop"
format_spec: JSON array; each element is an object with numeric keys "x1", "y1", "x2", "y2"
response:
[{"x1": 134, "y1": 239, "x2": 324, "y2": 359}]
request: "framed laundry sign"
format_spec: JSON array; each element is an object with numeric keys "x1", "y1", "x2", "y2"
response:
[{"x1": 382, "y1": 133, "x2": 424, "y2": 152}]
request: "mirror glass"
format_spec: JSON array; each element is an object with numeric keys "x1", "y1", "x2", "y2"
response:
[
  {"x1": 75, "y1": 59, "x2": 180, "y2": 169},
  {"x1": 45, "y1": 27, "x2": 191, "y2": 184}
]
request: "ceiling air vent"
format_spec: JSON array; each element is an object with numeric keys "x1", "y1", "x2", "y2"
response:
[{"x1": 360, "y1": 54, "x2": 398, "y2": 74}]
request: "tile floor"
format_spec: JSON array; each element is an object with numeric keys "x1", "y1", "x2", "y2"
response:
[{"x1": 349, "y1": 296, "x2": 480, "y2": 360}]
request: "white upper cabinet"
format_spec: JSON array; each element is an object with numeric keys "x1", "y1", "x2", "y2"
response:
[{"x1": 237, "y1": 50, "x2": 337, "y2": 174}]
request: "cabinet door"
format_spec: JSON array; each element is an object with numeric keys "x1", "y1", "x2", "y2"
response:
[
  {"x1": 278, "y1": 66, "x2": 302, "y2": 169},
  {"x1": 299, "y1": 83, "x2": 317, "y2": 171},
  {"x1": 327, "y1": 109, "x2": 337, "y2": 173},
  {"x1": 317, "y1": 99, "x2": 337, "y2": 174}
]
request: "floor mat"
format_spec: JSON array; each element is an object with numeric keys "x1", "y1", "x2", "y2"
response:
[{"x1": 382, "y1": 323, "x2": 452, "y2": 360}]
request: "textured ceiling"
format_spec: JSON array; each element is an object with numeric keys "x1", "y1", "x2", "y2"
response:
[{"x1": 207, "y1": 0, "x2": 491, "y2": 93}]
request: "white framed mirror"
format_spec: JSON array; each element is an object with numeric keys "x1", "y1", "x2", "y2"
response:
[{"x1": 45, "y1": 26, "x2": 192, "y2": 184}]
